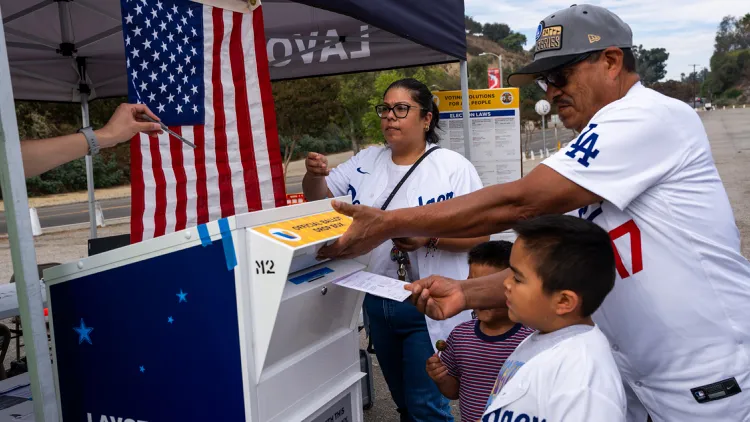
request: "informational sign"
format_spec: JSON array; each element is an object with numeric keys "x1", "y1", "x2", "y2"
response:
[
  {"x1": 488, "y1": 68, "x2": 501, "y2": 89},
  {"x1": 252, "y1": 210, "x2": 352, "y2": 247},
  {"x1": 433, "y1": 89, "x2": 521, "y2": 186},
  {"x1": 311, "y1": 394, "x2": 353, "y2": 422}
]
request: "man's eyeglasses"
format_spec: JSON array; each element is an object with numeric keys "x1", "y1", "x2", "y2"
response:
[
  {"x1": 375, "y1": 104, "x2": 423, "y2": 119},
  {"x1": 535, "y1": 52, "x2": 594, "y2": 92}
]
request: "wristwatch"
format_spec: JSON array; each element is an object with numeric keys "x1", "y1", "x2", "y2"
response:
[{"x1": 78, "y1": 126, "x2": 100, "y2": 156}]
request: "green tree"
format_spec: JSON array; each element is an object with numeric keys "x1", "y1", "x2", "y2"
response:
[
  {"x1": 335, "y1": 72, "x2": 377, "y2": 153},
  {"x1": 272, "y1": 77, "x2": 342, "y2": 181},
  {"x1": 482, "y1": 23, "x2": 511, "y2": 44},
  {"x1": 632, "y1": 45, "x2": 669, "y2": 86},
  {"x1": 501, "y1": 32, "x2": 527, "y2": 53},
  {"x1": 465, "y1": 16, "x2": 483, "y2": 34}
]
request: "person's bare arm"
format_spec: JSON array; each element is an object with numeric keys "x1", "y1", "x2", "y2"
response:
[
  {"x1": 319, "y1": 165, "x2": 601, "y2": 259},
  {"x1": 302, "y1": 152, "x2": 334, "y2": 200},
  {"x1": 21, "y1": 103, "x2": 161, "y2": 178}
]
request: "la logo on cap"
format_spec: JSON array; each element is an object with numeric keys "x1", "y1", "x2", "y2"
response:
[{"x1": 588, "y1": 34, "x2": 601, "y2": 43}]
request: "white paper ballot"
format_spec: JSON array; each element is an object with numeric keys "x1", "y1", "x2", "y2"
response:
[{"x1": 334, "y1": 271, "x2": 412, "y2": 302}]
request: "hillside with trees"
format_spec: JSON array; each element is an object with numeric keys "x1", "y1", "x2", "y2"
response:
[{"x1": 8, "y1": 16, "x2": 541, "y2": 197}]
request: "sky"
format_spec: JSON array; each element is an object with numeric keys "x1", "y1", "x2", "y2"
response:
[{"x1": 464, "y1": 0, "x2": 749, "y2": 81}]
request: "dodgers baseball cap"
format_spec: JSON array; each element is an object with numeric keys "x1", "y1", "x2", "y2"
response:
[{"x1": 507, "y1": 4, "x2": 633, "y2": 87}]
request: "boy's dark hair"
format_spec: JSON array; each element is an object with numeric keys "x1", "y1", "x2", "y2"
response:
[
  {"x1": 512, "y1": 215, "x2": 615, "y2": 317},
  {"x1": 468, "y1": 240, "x2": 513, "y2": 269}
]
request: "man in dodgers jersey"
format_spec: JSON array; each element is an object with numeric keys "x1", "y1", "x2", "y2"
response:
[{"x1": 318, "y1": 4, "x2": 750, "y2": 421}]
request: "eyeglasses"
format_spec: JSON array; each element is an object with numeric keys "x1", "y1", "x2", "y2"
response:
[
  {"x1": 375, "y1": 103, "x2": 423, "y2": 119},
  {"x1": 535, "y1": 52, "x2": 594, "y2": 92}
]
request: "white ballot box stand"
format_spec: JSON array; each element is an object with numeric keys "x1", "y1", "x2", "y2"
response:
[{"x1": 42, "y1": 198, "x2": 366, "y2": 422}]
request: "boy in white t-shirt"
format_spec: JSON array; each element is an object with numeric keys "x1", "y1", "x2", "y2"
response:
[{"x1": 482, "y1": 215, "x2": 626, "y2": 422}]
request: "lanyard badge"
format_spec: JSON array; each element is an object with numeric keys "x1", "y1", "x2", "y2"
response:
[{"x1": 390, "y1": 243, "x2": 410, "y2": 281}]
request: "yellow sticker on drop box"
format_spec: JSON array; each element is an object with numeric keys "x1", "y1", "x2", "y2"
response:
[{"x1": 251, "y1": 210, "x2": 352, "y2": 247}]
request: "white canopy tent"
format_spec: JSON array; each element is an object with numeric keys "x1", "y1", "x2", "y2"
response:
[{"x1": 0, "y1": 0, "x2": 472, "y2": 420}]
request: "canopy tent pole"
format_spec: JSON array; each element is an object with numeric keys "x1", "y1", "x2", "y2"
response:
[
  {"x1": 0, "y1": 7, "x2": 60, "y2": 422},
  {"x1": 460, "y1": 60, "x2": 471, "y2": 160},
  {"x1": 77, "y1": 58, "x2": 98, "y2": 239}
]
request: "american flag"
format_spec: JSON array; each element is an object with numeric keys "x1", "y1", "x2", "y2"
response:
[{"x1": 122, "y1": 0, "x2": 286, "y2": 243}]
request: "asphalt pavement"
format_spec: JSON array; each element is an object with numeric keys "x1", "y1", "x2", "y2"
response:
[{"x1": 0, "y1": 125, "x2": 574, "y2": 235}]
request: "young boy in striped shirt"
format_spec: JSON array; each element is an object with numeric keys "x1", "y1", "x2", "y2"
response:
[{"x1": 426, "y1": 240, "x2": 533, "y2": 422}]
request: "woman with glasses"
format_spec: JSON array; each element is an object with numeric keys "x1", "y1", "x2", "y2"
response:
[{"x1": 303, "y1": 78, "x2": 487, "y2": 421}]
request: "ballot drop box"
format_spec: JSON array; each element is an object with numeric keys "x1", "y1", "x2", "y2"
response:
[{"x1": 43, "y1": 198, "x2": 367, "y2": 422}]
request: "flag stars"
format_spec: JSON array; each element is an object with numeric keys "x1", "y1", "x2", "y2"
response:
[
  {"x1": 167, "y1": 33, "x2": 174, "y2": 43},
  {"x1": 148, "y1": 92, "x2": 156, "y2": 102},
  {"x1": 132, "y1": 26, "x2": 142, "y2": 37},
  {"x1": 192, "y1": 104, "x2": 198, "y2": 114},
  {"x1": 152, "y1": 30, "x2": 159, "y2": 40},
  {"x1": 190, "y1": 66, "x2": 196, "y2": 75},
  {"x1": 183, "y1": 35, "x2": 190, "y2": 45},
  {"x1": 130, "y1": 48, "x2": 140, "y2": 58},
  {"x1": 177, "y1": 289, "x2": 188, "y2": 303},
  {"x1": 183, "y1": 94, "x2": 190, "y2": 104},
  {"x1": 144, "y1": 17, "x2": 151, "y2": 28},
  {"x1": 191, "y1": 85, "x2": 198, "y2": 95},
  {"x1": 139, "y1": 81, "x2": 148, "y2": 91},
  {"x1": 167, "y1": 73, "x2": 175, "y2": 84},
  {"x1": 125, "y1": 13, "x2": 134, "y2": 24},
  {"x1": 139, "y1": 60, "x2": 149, "y2": 71},
  {"x1": 149, "y1": 71, "x2": 158, "y2": 81},
  {"x1": 157, "y1": 103, "x2": 165, "y2": 113},
  {"x1": 156, "y1": 0, "x2": 163, "y2": 10},
  {"x1": 159, "y1": 63, "x2": 168, "y2": 73},
  {"x1": 158, "y1": 83, "x2": 167, "y2": 93},
  {"x1": 181, "y1": 16, "x2": 188, "y2": 26},
  {"x1": 176, "y1": 64, "x2": 184, "y2": 74},
  {"x1": 139, "y1": 366, "x2": 145, "y2": 373},
  {"x1": 176, "y1": 24, "x2": 183, "y2": 34},
  {"x1": 176, "y1": 45, "x2": 183, "y2": 55},
  {"x1": 151, "y1": 51, "x2": 160, "y2": 61},
  {"x1": 161, "y1": 42, "x2": 168, "y2": 52},
  {"x1": 176, "y1": 104, "x2": 183, "y2": 114},
  {"x1": 134, "y1": 4, "x2": 142, "y2": 15},
  {"x1": 167, "y1": 316, "x2": 174, "y2": 324},
  {"x1": 167, "y1": 93, "x2": 175, "y2": 103},
  {"x1": 190, "y1": 46, "x2": 197, "y2": 56},
  {"x1": 171, "y1": 4, "x2": 178, "y2": 13},
  {"x1": 150, "y1": 8, "x2": 158, "y2": 18},
  {"x1": 182, "y1": 75, "x2": 188, "y2": 84},
  {"x1": 184, "y1": 55, "x2": 191, "y2": 65},
  {"x1": 142, "y1": 39, "x2": 152, "y2": 50},
  {"x1": 166, "y1": 12, "x2": 173, "y2": 22},
  {"x1": 176, "y1": 85, "x2": 182, "y2": 94},
  {"x1": 159, "y1": 21, "x2": 167, "y2": 31},
  {"x1": 131, "y1": 69, "x2": 138, "y2": 80},
  {"x1": 125, "y1": 35, "x2": 131, "y2": 46},
  {"x1": 169, "y1": 52, "x2": 176, "y2": 63},
  {"x1": 186, "y1": 8, "x2": 193, "y2": 18}
]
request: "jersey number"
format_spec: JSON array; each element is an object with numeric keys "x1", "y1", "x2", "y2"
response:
[
  {"x1": 565, "y1": 123, "x2": 600, "y2": 167},
  {"x1": 609, "y1": 219, "x2": 643, "y2": 279}
]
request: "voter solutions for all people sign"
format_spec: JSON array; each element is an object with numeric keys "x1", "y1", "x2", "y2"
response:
[{"x1": 433, "y1": 89, "x2": 522, "y2": 186}]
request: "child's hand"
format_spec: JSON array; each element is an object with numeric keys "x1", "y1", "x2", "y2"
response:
[{"x1": 426, "y1": 353, "x2": 449, "y2": 383}]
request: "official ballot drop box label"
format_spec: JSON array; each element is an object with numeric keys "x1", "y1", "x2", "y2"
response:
[
  {"x1": 311, "y1": 394, "x2": 353, "y2": 422},
  {"x1": 252, "y1": 210, "x2": 352, "y2": 247},
  {"x1": 433, "y1": 89, "x2": 521, "y2": 186}
]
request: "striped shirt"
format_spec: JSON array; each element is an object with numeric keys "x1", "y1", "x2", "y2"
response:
[{"x1": 441, "y1": 320, "x2": 534, "y2": 422}]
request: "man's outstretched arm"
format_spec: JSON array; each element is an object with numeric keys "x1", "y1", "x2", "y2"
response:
[{"x1": 319, "y1": 164, "x2": 601, "y2": 259}]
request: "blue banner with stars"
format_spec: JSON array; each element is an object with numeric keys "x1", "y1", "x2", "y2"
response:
[{"x1": 49, "y1": 240, "x2": 245, "y2": 421}]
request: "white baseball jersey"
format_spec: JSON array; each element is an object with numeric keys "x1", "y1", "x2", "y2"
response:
[
  {"x1": 326, "y1": 144, "x2": 484, "y2": 348},
  {"x1": 543, "y1": 82, "x2": 750, "y2": 421},
  {"x1": 482, "y1": 325, "x2": 626, "y2": 422}
]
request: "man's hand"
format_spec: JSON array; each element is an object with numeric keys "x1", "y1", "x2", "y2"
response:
[
  {"x1": 305, "y1": 152, "x2": 329, "y2": 177},
  {"x1": 404, "y1": 275, "x2": 467, "y2": 320},
  {"x1": 317, "y1": 200, "x2": 392, "y2": 259},
  {"x1": 426, "y1": 353, "x2": 449, "y2": 383},
  {"x1": 392, "y1": 237, "x2": 429, "y2": 252},
  {"x1": 96, "y1": 103, "x2": 163, "y2": 148}
]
